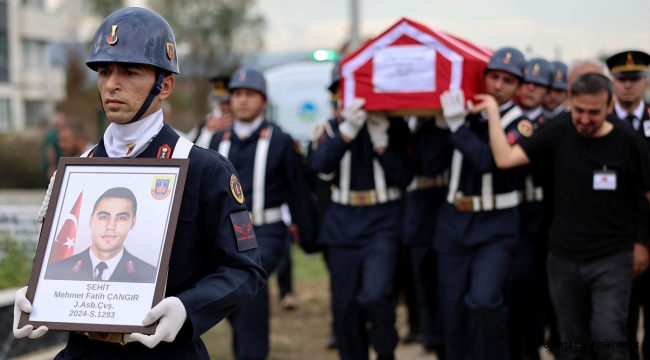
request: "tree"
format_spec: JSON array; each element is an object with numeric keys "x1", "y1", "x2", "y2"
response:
[
  {"x1": 151, "y1": 0, "x2": 265, "y2": 77},
  {"x1": 150, "y1": 0, "x2": 265, "y2": 119}
]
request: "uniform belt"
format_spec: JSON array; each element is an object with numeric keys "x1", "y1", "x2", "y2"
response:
[
  {"x1": 249, "y1": 207, "x2": 283, "y2": 225},
  {"x1": 519, "y1": 187, "x2": 544, "y2": 203},
  {"x1": 331, "y1": 187, "x2": 402, "y2": 206},
  {"x1": 407, "y1": 173, "x2": 448, "y2": 191},
  {"x1": 453, "y1": 190, "x2": 520, "y2": 212},
  {"x1": 80, "y1": 332, "x2": 134, "y2": 345}
]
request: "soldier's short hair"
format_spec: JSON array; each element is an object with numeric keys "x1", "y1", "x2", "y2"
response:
[
  {"x1": 570, "y1": 73, "x2": 613, "y2": 104},
  {"x1": 93, "y1": 187, "x2": 138, "y2": 216}
]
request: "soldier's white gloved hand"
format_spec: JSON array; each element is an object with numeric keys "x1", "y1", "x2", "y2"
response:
[
  {"x1": 440, "y1": 90, "x2": 468, "y2": 132},
  {"x1": 13, "y1": 286, "x2": 48, "y2": 339},
  {"x1": 367, "y1": 112, "x2": 390, "y2": 149},
  {"x1": 339, "y1": 98, "x2": 367, "y2": 140},
  {"x1": 130, "y1": 297, "x2": 187, "y2": 348}
]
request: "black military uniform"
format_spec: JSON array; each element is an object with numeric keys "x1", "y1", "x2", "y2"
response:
[
  {"x1": 46, "y1": 8, "x2": 266, "y2": 359},
  {"x1": 607, "y1": 50, "x2": 650, "y2": 360},
  {"x1": 402, "y1": 117, "x2": 450, "y2": 354},
  {"x1": 45, "y1": 248, "x2": 157, "y2": 283},
  {"x1": 507, "y1": 58, "x2": 553, "y2": 360},
  {"x1": 435, "y1": 47, "x2": 531, "y2": 360},
  {"x1": 209, "y1": 67, "x2": 318, "y2": 360}
]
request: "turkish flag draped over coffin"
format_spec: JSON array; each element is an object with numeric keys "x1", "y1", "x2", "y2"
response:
[{"x1": 340, "y1": 18, "x2": 493, "y2": 115}]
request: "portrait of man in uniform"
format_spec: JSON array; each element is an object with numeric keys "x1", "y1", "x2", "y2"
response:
[{"x1": 44, "y1": 187, "x2": 157, "y2": 283}]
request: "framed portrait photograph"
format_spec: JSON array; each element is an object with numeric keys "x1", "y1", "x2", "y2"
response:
[{"x1": 19, "y1": 157, "x2": 188, "y2": 335}]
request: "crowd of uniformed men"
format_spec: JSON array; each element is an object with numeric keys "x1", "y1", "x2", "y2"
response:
[
  {"x1": 11, "y1": 7, "x2": 650, "y2": 360},
  {"x1": 188, "y1": 45, "x2": 650, "y2": 360}
]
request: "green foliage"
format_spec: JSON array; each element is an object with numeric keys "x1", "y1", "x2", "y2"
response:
[
  {"x1": 290, "y1": 246, "x2": 327, "y2": 280},
  {"x1": 150, "y1": 0, "x2": 265, "y2": 76},
  {"x1": 0, "y1": 236, "x2": 33, "y2": 289}
]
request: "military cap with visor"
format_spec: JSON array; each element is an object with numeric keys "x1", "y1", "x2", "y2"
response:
[{"x1": 606, "y1": 50, "x2": 650, "y2": 79}]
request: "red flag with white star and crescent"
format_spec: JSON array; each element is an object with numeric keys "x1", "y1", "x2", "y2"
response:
[{"x1": 48, "y1": 191, "x2": 83, "y2": 264}]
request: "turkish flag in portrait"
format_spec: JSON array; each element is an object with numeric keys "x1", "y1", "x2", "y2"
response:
[{"x1": 48, "y1": 191, "x2": 83, "y2": 264}]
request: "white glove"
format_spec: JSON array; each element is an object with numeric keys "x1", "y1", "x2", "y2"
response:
[
  {"x1": 440, "y1": 90, "x2": 468, "y2": 132},
  {"x1": 367, "y1": 112, "x2": 390, "y2": 149},
  {"x1": 130, "y1": 297, "x2": 187, "y2": 348},
  {"x1": 13, "y1": 286, "x2": 48, "y2": 339},
  {"x1": 339, "y1": 98, "x2": 367, "y2": 139}
]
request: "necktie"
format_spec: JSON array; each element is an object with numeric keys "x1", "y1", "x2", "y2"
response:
[
  {"x1": 94, "y1": 262, "x2": 108, "y2": 280},
  {"x1": 626, "y1": 114, "x2": 640, "y2": 131}
]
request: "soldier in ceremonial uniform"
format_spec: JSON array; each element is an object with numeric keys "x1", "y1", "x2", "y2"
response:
[
  {"x1": 45, "y1": 187, "x2": 157, "y2": 283},
  {"x1": 13, "y1": 8, "x2": 266, "y2": 359},
  {"x1": 194, "y1": 75, "x2": 233, "y2": 148},
  {"x1": 507, "y1": 58, "x2": 553, "y2": 360},
  {"x1": 402, "y1": 115, "x2": 450, "y2": 356},
  {"x1": 435, "y1": 47, "x2": 531, "y2": 360},
  {"x1": 517, "y1": 58, "x2": 553, "y2": 126},
  {"x1": 310, "y1": 85, "x2": 414, "y2": 358},
  {"x1": 543, "y1": 61, "x2": 569, "y2": 119},
  {"x1": 209, "y1": 67, "x2": 318, "y2": 360},
  {"x1": 607, "y1": 50, "x2": 650, "y2": 360},
  {"x1": 608, "y1": 51, "x2": 650, "y2": 145}
]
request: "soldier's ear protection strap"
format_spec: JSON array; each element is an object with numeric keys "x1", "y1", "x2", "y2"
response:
[
  {"x1": 98, "y1": 70, "x2": 167, "y2": 125},
  {"x1": 125, "y1": 70, "x2": 166, "y2": 124}
]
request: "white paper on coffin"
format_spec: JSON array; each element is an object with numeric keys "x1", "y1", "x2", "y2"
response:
[{"x1": 372, "y1": 45, "x2": 436, "y2": 93}]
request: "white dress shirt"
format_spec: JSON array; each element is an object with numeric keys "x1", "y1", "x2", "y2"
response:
[
  {"x1": 614, "y1": 101, "x2": 645, "y2": 131},
  {"x1": 89, "y1": 248, "x2": 124, "y2": 281},
  {"x1": 233, "y1": 116, "x2": 264, "y2": 139}
]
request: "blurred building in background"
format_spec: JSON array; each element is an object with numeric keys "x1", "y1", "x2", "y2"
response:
[{"x1": 0, "y1": 0, "x2": 65, "y2": 133}]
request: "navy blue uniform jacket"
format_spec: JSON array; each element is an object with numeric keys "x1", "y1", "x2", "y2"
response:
[
  {"x1": 56, "y1": 124, "x2": 267, "y2": 360},
  {"x1": 435, "y1": 105, "x2": 530, "y2": 251},
  {"x1": 209, "y1": 120, "x2": 319, "y2": 248},
  {"x1": 45, "y1": 248, "x2": 157, "y2": 283},
  {"x1": 310, "y1": 118, "x2": 414, "y2": 247},
  {"x1": 404, "y1": 119, "x2": 452, "y2": 246}
]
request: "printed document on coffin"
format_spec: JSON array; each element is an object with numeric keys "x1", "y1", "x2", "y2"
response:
[{"x1": 373, "y1": 45, "x2": 436, "y2": 93}]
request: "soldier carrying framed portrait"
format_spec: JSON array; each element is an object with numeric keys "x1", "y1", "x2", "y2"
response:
[{"x1": 18, "y1": 157, "x2": 188, "y2": 335}]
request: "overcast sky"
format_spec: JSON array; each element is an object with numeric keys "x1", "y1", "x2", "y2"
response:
[{"x1": 252, "y1": 0, "x2": 650, "y2": 63}]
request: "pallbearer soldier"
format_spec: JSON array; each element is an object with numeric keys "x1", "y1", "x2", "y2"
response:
[
  {"x1": 209, "y1": 67, "x2": 318, "y2": 360},
  {"x1": 607, "y1": 50, "x2": 650, "y2": 360},
  {"x1": 194, "y1": 75, "x2": 233, "y2": 148},
  {"x1": 13, "y1": 7, "x2": 266, "y2": 359},
  {"x1": 310, "y1": 92, "x2": 414, "y2": 358},
  {"x1": 508, "y1": 57, "x2": 553, "y2": 360},
  {"x1": 435, "y1": 47, "x2": 530, "y2": 360},
  {"x1": 543, "y1": 61, "x2": 569, "y2": 119},
  {"x1": 402, "y1": 115, "x2": 450, "y2": 356}
]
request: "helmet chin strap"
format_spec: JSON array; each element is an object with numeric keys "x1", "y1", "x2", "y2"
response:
[{"x1": 99, "y1": 70, "x2": 166, "y2": 125}]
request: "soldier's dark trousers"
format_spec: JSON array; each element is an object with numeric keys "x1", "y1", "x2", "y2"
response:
[
  {"x1": 328, "y1": 237, "x2": 399, "y2": 360},
  {"x1": 276, "y1": 234, "x2": 293, "y2": 299},
  {"x1": 547, "y1": 251, "x2": 633, "y2": 360},
  {"x1": 410, "y1": 243, "x2": 443, "y2": 349},
  {"x1": 228, "y1": 223, "x2": 286, "y2": 360},
  {"x1": 505, "y1": 211, "x2": 545, "y2": 360},
  {"x1": 438, "y1": 242, "x2": 512, "y2": 360}
]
